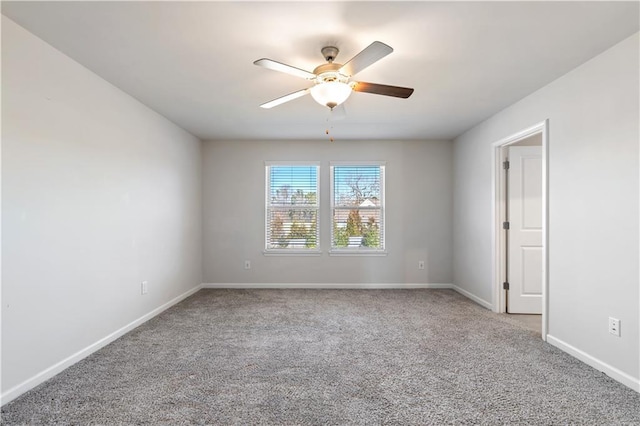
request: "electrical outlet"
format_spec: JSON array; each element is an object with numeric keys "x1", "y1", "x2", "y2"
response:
[
  {"x1": 244, "y1": 260, "x2": 251, "y2": 270},
  {"x1": 608, "y1": 317, "x2": 620, "y2": 337},
  {"x1": 141, "y1": 281, "x2": 148, "y2": 295},
  {"x1": 418, "y1": 261, "x2": 425, "y2": 270}
]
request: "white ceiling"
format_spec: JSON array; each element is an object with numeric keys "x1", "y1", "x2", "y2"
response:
[{"x1": 2, "y1": 1, "x2": 638, "y2": 141}]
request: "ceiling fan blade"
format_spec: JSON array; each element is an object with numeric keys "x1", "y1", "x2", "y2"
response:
[
  {"x1": 254, "y1": 58, "x2": 316, "y2": 80},
  {"x1": 351, "y1": 81, "x2": 414, "y2": 98},
  {"x1": 260, "y1": 88, "x2": 311, "y2": 109},
  {"x1": 339, "y1": 41, "x2": 393, "y2": 77}
]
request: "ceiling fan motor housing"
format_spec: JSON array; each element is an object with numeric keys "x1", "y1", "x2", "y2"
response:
[{"x1": 312, "y1": 63, "x2": 349, "y2": 84}]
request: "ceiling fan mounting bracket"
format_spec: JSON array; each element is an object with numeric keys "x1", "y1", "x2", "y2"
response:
[{"x1": 321, "y1": 46, "x2": 339, "y2": 62}]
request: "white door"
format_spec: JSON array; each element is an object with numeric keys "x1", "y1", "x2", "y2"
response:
[{"x1": 507, "y1": 146, "x2": 543, "y2": 314}]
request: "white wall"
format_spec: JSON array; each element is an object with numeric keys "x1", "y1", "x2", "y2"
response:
[
  {"x1": 453, "y1": 33, "x2": 639, "y2": 388},
  {"x1": 1, "y1": 16, "x2": 203, "y2": 400},
  {"x1": 203, "y1": 139, "x2": 452, "y2": 285}
]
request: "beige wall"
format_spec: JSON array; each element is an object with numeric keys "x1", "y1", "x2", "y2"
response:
[
  {"x1": 2, "y1": 17, "x2": 203, "y2": 398},
  {"x1": 202, "y1": 139, "x2": 453, "y2": 285},
  {"x1": 453, "y1": 33, "x2": 639, "y2": 388}
]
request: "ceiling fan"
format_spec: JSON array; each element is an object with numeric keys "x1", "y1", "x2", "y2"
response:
[{"x1": 254, "y1": 41, "x2": 414, "y2": 110}]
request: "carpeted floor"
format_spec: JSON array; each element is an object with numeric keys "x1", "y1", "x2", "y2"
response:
[{"x1": 2, "y1": 289, "x2": 639, "y2": 425}]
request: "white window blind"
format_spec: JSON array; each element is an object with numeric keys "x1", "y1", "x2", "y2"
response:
[
  {"x1": 331, "y1": 164, "x2": 385, "y2": 251},
  {"x1": 265, "y1": 164, "x2": 319, "y2": 251}
]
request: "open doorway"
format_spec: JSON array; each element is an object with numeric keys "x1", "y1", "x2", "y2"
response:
[{"x1": 492, "y1": 121, "x2": 548, "y2": 340}]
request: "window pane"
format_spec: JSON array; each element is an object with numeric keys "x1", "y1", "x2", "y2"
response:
[
  {"x1": 333, "y1": 208, "x2": 381, "y2": 248},
  {"x1": 332, "y1": 165, "x2": 384, "y2": 250},
  {"x1": 334, "y1": 166, "x2": 380, "y2": 207},
  {"x1": 270, "y1": 166, "x2": 318, "y2": 206},
  {"x1": 267, "y1": 209, "x2": 317, "y2": 249},
  {"x1": 266, "y1": 165, "x2": 319, "y2": 251}
]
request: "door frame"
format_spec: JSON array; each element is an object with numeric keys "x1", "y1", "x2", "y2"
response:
[{"x1": 491, "y1": 120, "x2": 549, "y2": 340}]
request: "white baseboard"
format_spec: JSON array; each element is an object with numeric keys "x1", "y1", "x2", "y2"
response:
[
  {"x1": 201, "y1": 283, "x2": 493, "y2": 311},
  {"x1": 201, "y1": 283, "x2": 454, "y2": 289},
  {"x1": 1, "y1": 284, "x2": 202, "y2": 406},
  {"x1": 547, "y1": 335, "x2": 640, "y2": 393},
  {"x1": 450, "y1": 285, "x2": 493, "y2": 310}
]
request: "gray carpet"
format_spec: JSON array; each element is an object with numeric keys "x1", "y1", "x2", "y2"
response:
[{"x1": 2, "y1": 289, "x2": 639, "y2": 425}]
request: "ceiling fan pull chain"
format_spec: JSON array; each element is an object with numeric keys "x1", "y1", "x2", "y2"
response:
[{"x1": 325, "y1": 116, "x2": 335, "y2": 142}]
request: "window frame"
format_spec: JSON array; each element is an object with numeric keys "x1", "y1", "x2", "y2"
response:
[
  {"x1": 329, "y1": 161, "x2": 387, "y2": 256},
  {"x1": 264, "y1": 161, "x2": 321, "y2": 256}
]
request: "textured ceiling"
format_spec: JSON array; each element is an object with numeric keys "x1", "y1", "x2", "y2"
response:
[{"x1": 2, "y1": 1, "x2": 639, "y2": 141}]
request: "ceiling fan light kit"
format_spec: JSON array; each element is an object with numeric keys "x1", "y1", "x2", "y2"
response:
[
  {"x1": 254, "y1": 41, "x2": 414, "y2": 111},
  {"x1": 310, "y1": 81, "x2": 352, "y2": 109}
]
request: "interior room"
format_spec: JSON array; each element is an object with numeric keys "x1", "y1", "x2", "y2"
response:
[{"x1": 2, "y1": 1, "x2": 639, "y2": 423}]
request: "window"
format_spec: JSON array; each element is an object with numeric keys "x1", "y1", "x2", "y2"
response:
[
  {"x1": 331, "y1": 163, "x2": 385, "y2": 253},
  {"x1": 265, "y1": 163, "x2": 320, "y2": 253}
]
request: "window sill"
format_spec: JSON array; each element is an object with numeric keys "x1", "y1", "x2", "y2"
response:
[
  {"x1": 263, "y1": 250, "x2": 322, "y2": 257},
  {"x1": 329, "y1": 250, "x2": 388, "y2": 257}
]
